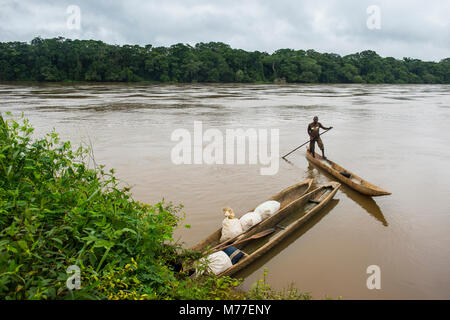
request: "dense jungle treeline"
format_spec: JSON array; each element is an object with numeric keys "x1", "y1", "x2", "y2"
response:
[{"x1": 0, "y1": 37, "x2": 449, "y2": 84}]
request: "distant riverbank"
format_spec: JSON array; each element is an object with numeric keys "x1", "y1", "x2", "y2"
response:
[{"x1": 1, "y1": 37, "x2": 448, "y2": 84}]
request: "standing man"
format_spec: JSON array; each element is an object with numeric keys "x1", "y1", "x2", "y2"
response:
[{"x1": 307, "y1": 116, "x2": 332, "y2": 159}]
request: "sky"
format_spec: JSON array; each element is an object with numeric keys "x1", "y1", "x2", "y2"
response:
[{"x1": 0, "y1": 0, "x2": 449, "y2": 62}]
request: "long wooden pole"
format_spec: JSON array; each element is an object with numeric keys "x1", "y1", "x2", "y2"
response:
[
  {"x1": 282, "y1": 128, "x2": 332, "y2": 159},
  {"x1": 212, "y1": 228, "x2": 276, "y2": 252}
]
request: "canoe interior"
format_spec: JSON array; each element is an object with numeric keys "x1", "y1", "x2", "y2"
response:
[
  {"x1": 306, "y1": 147, "x2": 391, "y2": 196},
  {"x1": 217, "y1": 182, "x2": 340, "y2": 277},
  {"x1": 190, "y1": 179, "x2": 313, "y2": 252}
]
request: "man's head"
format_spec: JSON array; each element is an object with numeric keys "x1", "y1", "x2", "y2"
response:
[{"x1": 313, "y1": 116, "x2": 318, "y2": 123}]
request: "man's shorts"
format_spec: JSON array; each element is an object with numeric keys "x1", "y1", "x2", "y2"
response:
[{"x1": 310, "y1": 137, "x2": 324, "y2": 150}]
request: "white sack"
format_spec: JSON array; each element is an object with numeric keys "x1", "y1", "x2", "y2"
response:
[
  {"x1": 239, "y1": 212, "x2": 262, "y2": 231},
  {"x1": 254, "y1": 200, "x2": 281, "y2": 220},
  {"x1": 197, "y1": 251, "x2": 232, "y2": 275},
  {"x1": 220, "y1": 218, "x2": 243, "y2": 242}
]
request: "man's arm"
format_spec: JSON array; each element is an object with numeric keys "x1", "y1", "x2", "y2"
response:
[
  {"x1": 319, "y1": 122, "x2": 333, "y2": 130},
  {"x1": 307, "y1": 124, "x2": 313, "y2": 137}
]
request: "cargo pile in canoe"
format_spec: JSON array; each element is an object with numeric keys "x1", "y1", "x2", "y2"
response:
[{"x1": 191, "y1": 179, "x2": 313, "y2": 252}]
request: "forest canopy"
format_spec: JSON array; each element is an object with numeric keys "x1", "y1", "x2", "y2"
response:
[{"x1": 0, "y1": 37, "x2": 448, "y2": 84}]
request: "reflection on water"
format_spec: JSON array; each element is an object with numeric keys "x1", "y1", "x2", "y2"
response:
[
  {"x1": 339, "y1": 183, "x2": 388, "y2": 227},
  {"x1": 306, "y1": 163, "x2": 388, "y2": 226},
  {"x1": 1, "y1": 82, "x2": 450, "y2": 299}
]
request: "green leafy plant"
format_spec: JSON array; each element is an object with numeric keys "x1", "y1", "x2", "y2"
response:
[
  {"x1": 246, "y1": 268, "x2": 311, "y2": 300},
  {"x1": 0, "y1": 113, "x2": 224, "y2": 299}
]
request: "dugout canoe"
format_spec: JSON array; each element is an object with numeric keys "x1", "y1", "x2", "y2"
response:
[
  {"x1": 216, "y1": 182, "x2": 341, "y2": 277},
  {"x1": 190, "y1": 179, "x2": 313, "y2": 252},
  {"x1": 305, "y1": 147, "x2": 391, "y2": 196}
]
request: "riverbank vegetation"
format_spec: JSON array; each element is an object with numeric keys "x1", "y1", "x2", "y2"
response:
[
  {"x1": 0, "y1": 113, "x2": 312, "y2": 300},
  {"x1": 0, "y1": 37, "x2": 448, "y2": 84}
]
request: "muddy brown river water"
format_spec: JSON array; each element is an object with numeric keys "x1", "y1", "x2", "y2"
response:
[{"x1": 1, "y1": 82, "x2": 449, "y2": 299}]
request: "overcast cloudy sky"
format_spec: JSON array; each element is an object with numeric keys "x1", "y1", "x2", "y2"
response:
[{"x1": 0, "y1": 0, "x2": 449, "y2": 61}]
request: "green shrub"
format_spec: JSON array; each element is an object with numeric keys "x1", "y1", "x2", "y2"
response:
[{"x1": 246, "y1": 268, "x2": 311, "y2": 300}]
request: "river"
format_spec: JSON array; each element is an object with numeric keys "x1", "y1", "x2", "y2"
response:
[{"x1": 1, "y1": 82, "x2": 449, "y2": 299}]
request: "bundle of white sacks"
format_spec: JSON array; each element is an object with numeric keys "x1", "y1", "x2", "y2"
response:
[
  {"x1": 220, "y1": 200, "x2": 281, "y2": 242},
  {"x1": 197, "y1": 202, "x2": 281, "y2": 276}
]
